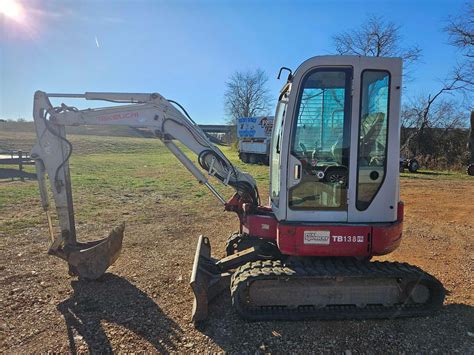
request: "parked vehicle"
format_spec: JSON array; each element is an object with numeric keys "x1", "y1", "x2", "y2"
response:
[
  {"x1": 400, "y1": 157, "x2": 419, "y2": 173},
  {"x1": 237, "y1": 116, "x2": 273, "y2": 164}
]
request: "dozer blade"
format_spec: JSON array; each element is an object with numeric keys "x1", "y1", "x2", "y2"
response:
[
  {"x1": 65, "y1": 223, "x2": 125, "y2": 280},
  {"x1": 190, "y1": 235, "x2": 230, "y2": 324}
]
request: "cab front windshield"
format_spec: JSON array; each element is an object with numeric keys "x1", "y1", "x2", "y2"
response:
[
  {"x1": 289, "y1": 68, "x2": 351, "y2": 210},
  {"x1": 292, "y1": 71, "x2": 348, "y2": 166}
]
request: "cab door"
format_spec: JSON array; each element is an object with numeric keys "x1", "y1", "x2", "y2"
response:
[
  {"x1": 285, "y1": 66, "x2": 353, "y2": 222},
  {"x1": 347, "y1": 58, "x2": 402, "y2": 223}
]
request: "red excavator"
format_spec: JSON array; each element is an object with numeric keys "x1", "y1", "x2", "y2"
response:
[{"x1": 31, "y1": 55, "x2": 445, "y2": 323}]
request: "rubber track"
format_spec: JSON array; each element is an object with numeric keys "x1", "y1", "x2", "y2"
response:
[{"x1": 230, "y1": 258, "x2": 445, "y2": 321}]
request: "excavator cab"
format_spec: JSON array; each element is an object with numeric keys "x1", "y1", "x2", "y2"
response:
[{"x1": 271, "y1": 56, "x2": 401, "y2": 224}]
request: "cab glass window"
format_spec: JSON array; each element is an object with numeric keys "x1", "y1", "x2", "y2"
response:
[
  {"x1": 270, "y1": 94, "x2": 288, "y2": 206},
  {"x1": 356, "y1": 70, "x2": 390, "y2": 210},
  {"x1": 289, "y1": 68, "x2": 352, "y2": 210}
]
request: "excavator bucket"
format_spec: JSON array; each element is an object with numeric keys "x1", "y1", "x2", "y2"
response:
[
  {"x1": 190, "y1": 235, "x2": 230, "y2": 323},
  {"x1": 64, "y1": 223, "x2": 125, "y2": 280}
]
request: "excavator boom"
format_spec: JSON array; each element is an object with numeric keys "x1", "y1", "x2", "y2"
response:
[{"x1": 31, "y1": 90, "x2": 257, "y2": 279}]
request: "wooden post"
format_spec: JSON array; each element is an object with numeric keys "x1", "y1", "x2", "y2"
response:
[
  {"x1": 19, "y1": 151, "x2": 23, "y2": 172},
  {"x1": 19, "y1": 151, "x2": 24, "y2": 182}
]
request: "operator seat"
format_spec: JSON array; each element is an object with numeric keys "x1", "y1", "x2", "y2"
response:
[{"x1": 359, "y1": 112, "x2": 385, "y2": 166}]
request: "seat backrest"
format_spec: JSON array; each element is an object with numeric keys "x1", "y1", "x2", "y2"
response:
[{"x1": 359, "y1": 112, "x2": 385, "y2": 163}]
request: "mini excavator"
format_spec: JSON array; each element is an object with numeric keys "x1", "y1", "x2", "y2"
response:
[{"x1": 31, "y1": 56, "x2": 445, "y2": 322}]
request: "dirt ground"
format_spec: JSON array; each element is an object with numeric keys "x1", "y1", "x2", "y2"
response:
[{"x1": 1, "y1": 163, "x2": 473, "y2": 352}]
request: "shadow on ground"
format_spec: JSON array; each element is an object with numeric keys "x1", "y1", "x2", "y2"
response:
[
  {"x1": 199, "y1": 294, "x2": 474, "y2": 353},
  {"x1": 401, "y1": 170, "x2": 470, "y2": 180},
  {"x1": 57, "y1": 274, "x2": 182, "y2": 353},
  {"x1": 415, "y1": 171, "x2": 454, "y2": 176},
  {"x1": 0, "y1": 168, "x2": 36, "y2": 181}
]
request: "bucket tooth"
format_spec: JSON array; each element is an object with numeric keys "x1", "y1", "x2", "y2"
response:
[{"x1": 66, "y1": 223, "x2": 125, "y2": 280}]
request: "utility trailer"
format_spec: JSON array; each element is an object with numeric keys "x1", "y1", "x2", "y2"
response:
[{"x1": 237, "y1": 116, "x2": 273, "y2": 164}]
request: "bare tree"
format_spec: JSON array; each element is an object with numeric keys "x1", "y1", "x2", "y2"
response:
[
  {"x1": 445, "y1": 3, "x2": 474, "y2": 89},
  {"x1": 400, "y1": 72, "x2": 472, "y2": 171},
  {"x1": 224, "y1": 69, "x2": 271, "y2": 124},
  {"x1": 402, "y1": 76, "x2": 469, "y2": 127},
  {"x1": 401, "y1": 95, "x2": 469, "y2": 169},
  {"x1": 400, "y1": 4, "x2": 473, "y2": 169},
  {"x1": 332, "y1": 15, "x2": 421, "y2": 68},
  {"x1": 445, "y1": 3, "x2": 474, "y2": 57}
]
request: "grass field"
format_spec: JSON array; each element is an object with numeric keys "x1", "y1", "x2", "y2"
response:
[
  {"x1": 0, "y1": 130, "x2": 468, "y2": 236},
  {"x1": 0, "y1": 131, "x2": 268, "y2": 232},
  {"x1": 1, "y1": 130, "x2": 473, "y2": 353}
]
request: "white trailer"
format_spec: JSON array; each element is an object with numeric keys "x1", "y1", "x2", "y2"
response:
[{"x1": 237, "y1": 116, "x2": 274, "y2": 164}]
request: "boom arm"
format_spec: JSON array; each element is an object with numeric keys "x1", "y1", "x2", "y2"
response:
[{"x1": 31, "y1": 90, "x2": 258, "y2": 278}]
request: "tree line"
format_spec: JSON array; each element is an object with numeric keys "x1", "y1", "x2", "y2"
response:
[{"x1": 224, "y1": 3, "x2": 473, "y2": 170}]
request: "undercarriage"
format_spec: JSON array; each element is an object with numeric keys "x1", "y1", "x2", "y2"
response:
[
  {"x1": 190, "y1": 233, "x2": 445, "y2": 323},
  {"x1": 231, "y1": 258, "x2": 445, "y2": 321}
]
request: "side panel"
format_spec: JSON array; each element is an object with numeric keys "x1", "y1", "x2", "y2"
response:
[
  {"x1": 241, "y1": 210, "x2": 404, "y2": 256},
  {"x1": 242, "y1": 214, "x2": 278, "y2": 239},
  {"x1": 372, "y1": 222, "x2": 403, "y2": 255}
]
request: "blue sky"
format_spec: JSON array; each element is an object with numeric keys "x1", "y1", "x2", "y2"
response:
[{"x1": 0, "y1": 0, "x2": 468, "y2": 123}]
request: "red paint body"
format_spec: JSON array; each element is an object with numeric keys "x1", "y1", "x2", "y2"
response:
[{"x1": 229, "y1": 195, "x2": 404, "y2": 258}]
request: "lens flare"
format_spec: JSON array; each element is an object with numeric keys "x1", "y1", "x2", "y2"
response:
[{"x1": 0, "y1": 0, "x2": 24, "y2": 22}]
